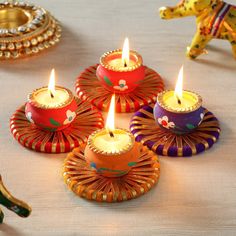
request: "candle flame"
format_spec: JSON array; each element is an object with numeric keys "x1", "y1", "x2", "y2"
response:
[
  {"x1": 174, "y1": 66, "x2": 184, "y2": 104},
  {"x1": 122, "y1": 37, "x2": 130, "y2": 67},
  {"x1": 48, "y1": 69, "x2": 56, "y2": 98},
  {"x1": 105, "y1": 94, "x2": 115, "y2": 132}
]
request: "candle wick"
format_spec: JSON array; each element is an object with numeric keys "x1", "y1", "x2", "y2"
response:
[
  {"x1": 176, "y1": 95, "x2": 181, "y2": 105},
  {"x1": 124, "y1": 60, "x2": 127, "y2": 67},
  {"x1": 109, "y1": 131, "x2": 115, "y2": 138},
  {"x1": 50, "y1": 92, "x2": 54, "y2": 98}
]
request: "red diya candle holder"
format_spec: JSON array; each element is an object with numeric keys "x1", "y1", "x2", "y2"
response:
[
  {"x1": 96, "y1": 49, "x2": 145, "y2": 94},
  {"x1": 76, "y1": 38, "x2": 164, "y2": 113},
  {"x1": 10, "y1": 70, "x2": 104, "y2": 153},
  {"x1": 25, "y1": 86, "x2": 77, "y2": 131},
  {"x1": 10, "y1": 97, "x2": 104, "y2": 153}
]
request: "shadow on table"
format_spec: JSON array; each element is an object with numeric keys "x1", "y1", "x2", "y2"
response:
[
  {"x1": 194, "y1": 45, "x2": 236, "y2": 71},
  {"x1": 0, "y1": 223, "x2": 25, "y2": 236}
]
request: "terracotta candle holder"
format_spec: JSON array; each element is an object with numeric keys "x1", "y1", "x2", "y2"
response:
[
  {"x1": 96, "y1": 38, "x2": 145, "y2": 94},
  {"x1": 84, "y1": 128, "x2": 139, "y2": 177},
  {"x1": 154, "y1": 66, "x2": 204, "y2": 134},
  {"x1": 25, "y1": 86, "x2": 77, "y2": 132},
  {"x1": 154, "y1": 90, "x2": 204, "y2": 134}
]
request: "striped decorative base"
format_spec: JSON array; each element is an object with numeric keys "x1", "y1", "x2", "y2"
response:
[
  {"x1": 130, "y1": 105, "x2": 220, "y2": 157},
  {"x1": 75, "y1": 64, "x2": 164, "y2": 113},
  {"x1": 10, "y1": 98, "x2": 104, "y2": 153},
  {"x1": 63, "y1": 142, "x2": 160, "y2": 202}
]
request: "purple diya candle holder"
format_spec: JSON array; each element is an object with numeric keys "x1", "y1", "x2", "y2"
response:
[
  {"x1": 154, "y1": 90, "x2": 204, "y2": 135},
  {"x1": 130, "y1": 104, "x2": 220, "y2": 157}
]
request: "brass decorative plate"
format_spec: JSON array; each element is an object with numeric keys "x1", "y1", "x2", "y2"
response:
[
  {"x1": 130, "y1": 105, "x2": 221, "y2": 157},
  {"x1": 10, "y1": 98, "x2": 104, "y2": 153},
  {"x1": 75, "y1": 64, "x2": 164, "y2": 112},
  {"x1": 0, "y1": 1, "x2": 61, "y2": 59},
  {"x1": 63, "y1": 142, "x2": 160, "y2": 202}
]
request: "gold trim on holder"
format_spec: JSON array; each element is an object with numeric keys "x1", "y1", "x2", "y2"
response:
[
  {"x1": 100, "y1": 49, "x2": 143, "y2": 72},
  {"x1": 28, "y1": 86, "x2": 74, "y2": 109},
  {"x1": 130, "y1": 105, "x2": 220, "y2": 157},
  {"x1": 0, "y1": 1, "x2": 61, "y2": 59},
  {"x1": 63, "y1": 142, "x2": 160, "y2": 202},
  {"x1": 76, "y1": 64, "x2": 165, "y2": 112},
  {"x1": 156, "y1": 90, "x2": 203, "y2": 113},
  {"x1": 10, "y1": 97, "x2": 104, "y2": 153},
  {"x1": 87, "y1": 128, "x2": 135, "y2": 156}
]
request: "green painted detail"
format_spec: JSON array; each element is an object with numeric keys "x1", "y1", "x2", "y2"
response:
[
  {"x1": 97, "y1": 167, "x2": 126, "y2": 176},
  {"x1": 128, "y1": 162, "x2": 137, "y2": 167},
  {"x1": 49, "y1": 118, "x2": 60, "y2": 127},
  {"x1": 44, "y1": 127, "x2": 57, "y2": 132},
  {"x1": 37, "y1": 123, "x2": 57, "y2": 132},
  {"x1": 103, "y1": 76, "x2": 113, "y2": 86},
  {"x1": 115, "y1": 171, "x2": 128, "y2": 177},
  {"x1": 186, "y1": 124, "x2": 196, "y2": 129}
]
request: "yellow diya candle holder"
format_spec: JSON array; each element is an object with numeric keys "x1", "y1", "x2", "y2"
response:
[
  {"x1": 0, "y1": 1, "x2": 61, "y2": 59},
  {"x1": 63, "y1": 95, "x2": 160, "y2": 202}
]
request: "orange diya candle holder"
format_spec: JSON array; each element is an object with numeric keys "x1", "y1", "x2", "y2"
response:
[
  {"x1": 63, "y1": 94, "x2": 160, "y2": 202},
  {"x1": 85, "y1": 128, "x2": 139, "y2": 177},
  {"x1": 85, "y1": 95, "x2": 139, "y2": 177}
]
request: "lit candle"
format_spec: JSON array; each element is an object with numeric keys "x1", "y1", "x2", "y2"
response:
[
  {"x1": 31, "y1": 69, "x2": 70, "y2": 108},
  {"x1": 84, "y1": 94, "x2": 139, "y2": 177},
  {"x1": 154, "y1": 66, "x2": 204, "y2": 134},
  {"x1": 25, "y1": 69, "x2": 77, "y2": 131},
  {"x1": 96, "y1": 38, "x2": 145, "y2": 93}
]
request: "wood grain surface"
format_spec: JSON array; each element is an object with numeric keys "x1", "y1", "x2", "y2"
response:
[{"x1": 0, "y1": 0, "x2": 235, "y2": 235}]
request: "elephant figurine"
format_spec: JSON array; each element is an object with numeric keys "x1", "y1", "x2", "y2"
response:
[
  {"x1": 159, "y1": 0, "x2": 236, "y2": 59},
  {"x1": 0, "y1": 175, "x2": 31, "y2": 223}
]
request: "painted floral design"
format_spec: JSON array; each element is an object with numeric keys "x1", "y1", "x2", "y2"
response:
[
  {"x1": 158, "y1": 116, "x2": 175, "y2": 129},
  {"x1": 198, "y1": 113, "x2": 204, "y2": 126},
  {"x1": 200, "y1": 26, "x2": 210, "y2": 36},
  {"x1": 63, "y1": 110, "x2": 76, "y2": 125},
  {"x1": 26, "y1": 112, "x2": 34, "y2": 123},
  {"x1": 113, "y1": 80, "x2": 128, "y2": 91}
]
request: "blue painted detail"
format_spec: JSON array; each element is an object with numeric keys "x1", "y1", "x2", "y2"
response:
[{"x1": 90, "y1": 162, "x2": 97, "y2": 169}]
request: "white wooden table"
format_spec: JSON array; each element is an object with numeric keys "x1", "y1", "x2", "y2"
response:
[{"x1": 0, "y1": 0, "x2": 236, "y2": 235}]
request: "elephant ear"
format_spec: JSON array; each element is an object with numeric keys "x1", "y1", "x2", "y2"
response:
[{"x1": 194, "y1": 0, "x2": 212, "y2": 12}]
